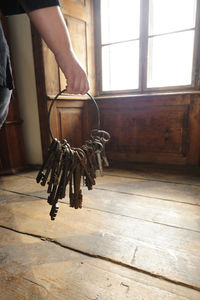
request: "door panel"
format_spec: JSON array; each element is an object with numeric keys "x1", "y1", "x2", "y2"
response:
[
  {"x1": 60, "y1": 15, "x2": 88, "y2": 91},
  {"x1": 59, "y1": 107, "x2": 83, "y2": 146},
  {"x1": 32, "y1": 0, "x2": 95, "y2": 156}
]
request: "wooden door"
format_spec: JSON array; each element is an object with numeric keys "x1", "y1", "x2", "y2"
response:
[{"x1": 32, "y1": 0, "x2": 95, "y2": 157}]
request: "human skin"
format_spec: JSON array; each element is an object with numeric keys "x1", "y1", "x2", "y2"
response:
[{"x1": 28, "y1": 6, "x2": 89, "y2": 95}]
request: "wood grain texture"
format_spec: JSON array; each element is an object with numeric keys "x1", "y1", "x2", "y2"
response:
[
  {"x1": 88, "y1": 93, "x2": 200, "y2": 166},
  {"x1": 47, "y1": 99, "x2": 85, "y2": 145},
  {"x1": 1, "y1": 167, "x2": 200, "y2": 298},
  {"x1": 1, "y1": 227, "x2": 199, "y2": 300},
  {"x1": 0, "y1": 195, "x2": 200, "y2": 288},
  {"x1": 1, "y1": 168, "x2": 200, "y2": 292}
]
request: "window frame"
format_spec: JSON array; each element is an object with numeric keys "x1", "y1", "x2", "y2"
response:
[{"x1": 94, "y1": 0, "x2": 200, "y2": 96}]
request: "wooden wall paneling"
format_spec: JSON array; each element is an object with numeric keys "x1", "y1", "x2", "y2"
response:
[
  {"x1": 92, "y1": 94, "x2": 200, "y2": 166},
  {"x1": 187, "y1": 94, "x2": 200, "y2": 165},
  {"x1": 60, "y1": 0, "x2": 87, "y2": 19},
  {"x1": 48, "y1": 99, "x2": 85, "y2": 147},
  {"x1": 70, "y1": 0, "x2": 85, "y2": 5},
  {"x1": 0, "y1": 94, "x2": 26, "y2": 174},
  {"x1": 59, "y1": 107, "x2": 83, "y2": 147},
  {"x1": 47, "y1": 99, "x2": 60, "y2": 141},
  {"x1": 57, "y1": 100, "x2": 84, "y2": 147},
  {"x1": 82, "y1": 95, "x2": 102, "y2": 143},
  {"x1": 82, "y1": 101, "x2": 90, "y2": 141},
  {"x1": 0, "y1": 120, "x2": 26, "y2": 173},
  {"x1": 134, "y1": 106, "x2": 189, "y2": 154}
]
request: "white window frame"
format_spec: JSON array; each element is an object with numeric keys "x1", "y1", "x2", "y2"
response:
[{"x1": 94, "y1": 0, "x2": 200, "y2": 95}]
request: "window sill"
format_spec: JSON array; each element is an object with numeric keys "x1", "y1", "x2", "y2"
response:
[
  {"x1": 47, "y1": 94, "x2": 89, "y2": 100},
  {"x1": 94, "y1": 90, "x2": 200, "y2": 100},
  {"x1": 47, "y1": 90, "x2": 200, "y2": 101}
]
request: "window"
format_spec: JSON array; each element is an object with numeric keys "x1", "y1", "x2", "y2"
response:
[{"x1": 96, "y1": 0, "x2": 199, "y2": 93}]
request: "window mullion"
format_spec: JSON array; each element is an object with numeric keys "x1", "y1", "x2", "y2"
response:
[
  {"x1": 139, "y1": 0, "x2": 149, "y2": 92},
  {"x1": 94, "y1": 0, "x2": 102, "y2": 94}
]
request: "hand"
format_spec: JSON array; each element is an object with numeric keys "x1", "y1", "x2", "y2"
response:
[{"x1": 55, "y1": 50, "x2": 89, "y2": 95}]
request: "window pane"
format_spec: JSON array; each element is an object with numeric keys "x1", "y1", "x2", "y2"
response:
[
  {"x1": 147, "y1": 31, "x2": 195, "y2": 88},
  {"x1": 101, "y1": 0, "x2": 140, "y2": 44},
  {"x1": 102, "y1": 41, "x2": 139, "y2": 91},
  {"x1": 149, "y1": 0, "x2": 197, "y2": 35}
]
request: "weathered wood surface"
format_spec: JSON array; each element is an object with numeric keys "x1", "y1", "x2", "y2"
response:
[
  {"x1": 105, "y1": 167, "x2": 200, "y2": 186},
  {"x1": 1, "y1": 171, "x2": 200, "y2": 229},
  {"x1": 93, "y1": 94, "x2": 200, "y2": 166},
  {"x1": 1, "y1": 227, "x2": 199, "y2": 300},
  {"x1": 83, "y1": 188, "x2": 200, "y2": 232},
  {"x1": 1, "y1": 171, "x2": 200, "y2": 206},
  {"x1": 94, "y1": 179, "x2": 200, "y2": 206},
  {"x1": 1, "y1": 177, "x2": 200, "y2": 233},
  {"x1": 0, "y1": 190, "x2": 200, "y2": 290},
  {"x1": 0, "y1": 168, "x2": 200, "y2": 298},
  {"x1": 16, "y1": 167, "x2": 200, "y2": 185}
]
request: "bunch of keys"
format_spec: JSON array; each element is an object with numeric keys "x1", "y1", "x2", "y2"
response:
[{"x1": 36, "y1": 129, "x2": 110, "y2": 220}]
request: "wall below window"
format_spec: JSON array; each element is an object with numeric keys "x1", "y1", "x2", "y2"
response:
[{"x1": 87, "y1": 93, "x2": 200, "y2": 167}]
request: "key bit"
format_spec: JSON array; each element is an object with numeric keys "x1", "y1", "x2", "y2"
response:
[{"x1": 49, "y1": 203, "x2": 59, "y2": 220}]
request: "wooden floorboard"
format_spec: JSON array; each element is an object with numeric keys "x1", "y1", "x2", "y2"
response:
[
  {"x1": 81, "y1": 188, "x2": 200, "y2": 232},
  {"x1": 104, "y1": 167, "x2": 200, "y2": 186},
  {"x1": 95, "y1": 178, "x2": 200, "y2": 206},
  {"x1": 0, "y1": 191, "x2": 200, "y2": 290},
  {"x1": 1, "y1": 227, "x2": 199, "y2": 300},
  {"x1": 1, "y1": 171, "x2": 200, "y2": 206},
  {"x1": 1, "y1": 173, "x2": 200, "y2": 231},
  {"x1": 0, "y1": 167, "x2": 200, "y2": 298},
  {"x1": 16, "y1": 167, "x2": 200, "y2": 185}
]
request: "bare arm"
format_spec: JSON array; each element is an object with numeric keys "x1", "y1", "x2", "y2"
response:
[{"x1": 28, "y1": 6, "x2": 89, "y2": 95}]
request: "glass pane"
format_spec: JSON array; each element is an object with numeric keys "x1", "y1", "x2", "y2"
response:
[
  {"x1": 147, "y1": 31, "x2": 195, "y2": 88},
  {"x1": 101, "y1": 0, "x2": 140, "y2": 44},
  {"x1": 102, "y1": 41, "x2": 139, "y2": 91},
  {"x1": 149, "y1": 0, "x2": 197, "y2": 35}
]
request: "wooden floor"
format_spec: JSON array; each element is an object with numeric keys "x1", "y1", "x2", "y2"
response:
[{"x1": 0, "y1": 165, "x2": 200, "y2": 299}]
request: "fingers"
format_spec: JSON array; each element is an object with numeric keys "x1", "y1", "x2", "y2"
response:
[
  {"x1": 65, "y1": 72, "x2": 89, "y2": 95},
  {"x1": 79, "y1": 76, "x2": 89, "y2": 95},
  {"x1": 65, "y1": 79, "x2": 89, "y2": 95},
  {"x1": 56, "y1": 51, "x2": 90, "y2": 95}
]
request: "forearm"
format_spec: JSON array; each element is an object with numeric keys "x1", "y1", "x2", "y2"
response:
[
  {"x1": 28, "y1": 6, "x2": 72, "y2": 58},
  {"x1": 25, "y1": 5, "x2": 89, "y2": 94}
]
